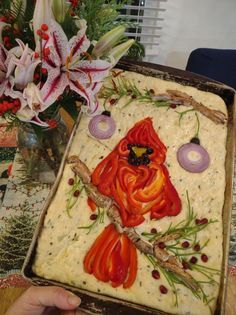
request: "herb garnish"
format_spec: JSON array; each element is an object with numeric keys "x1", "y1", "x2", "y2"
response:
[
  {"x1": 99, "y1": 76, "x2": 170, "y2": 110},
  {"x1": 66, "y1": 175, "x2": 84, "y2": 218},
  {"x1": 78, "y1": 207, "x2": 105, "y2": 234},
  {"x1": 142, "y1": 191, "x2": 219, "y2": 306}
]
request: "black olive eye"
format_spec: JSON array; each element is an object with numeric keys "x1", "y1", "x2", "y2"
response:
[
  {"x1": 190, "y1": 137, "x2": 200, "y2": 145},
  {"x1": 146, "y1": 147, "x2": 154, "y2": 155},
  {"x1": 101, "y1": 110, "x2": 111, "y2": 117}
]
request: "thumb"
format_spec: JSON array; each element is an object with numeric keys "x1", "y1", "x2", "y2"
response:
[{"x1": 5, "y1": 286, "x2": 81, "y2": 315}]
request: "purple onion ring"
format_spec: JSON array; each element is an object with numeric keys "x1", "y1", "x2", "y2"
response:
[
  {"x1": 177, "y1": 143, "x2": 210, "y2": 173},
  {"x1": 88, "y1": 114, "x2": 116, "y2": 139}
]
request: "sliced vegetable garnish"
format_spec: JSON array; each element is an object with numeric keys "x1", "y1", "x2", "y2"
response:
[
  {"x1": 88, "y1": 114, "x2": 116, "y2": 139},
  {"x1": 83, "y1": 224, "x2": 137, "y2": 288},
  {"x1": 177, "y1": 143, "x2": 210, "y2": 173}
]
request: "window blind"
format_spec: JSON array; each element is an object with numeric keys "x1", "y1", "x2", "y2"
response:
[{"x1": 120, "y1": 0, "x2": 167, "y2": 62}]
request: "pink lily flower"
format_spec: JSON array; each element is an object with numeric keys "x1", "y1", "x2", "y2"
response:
[{"x1": 40, "y1": 20, "x2": 111, "y2": 114}]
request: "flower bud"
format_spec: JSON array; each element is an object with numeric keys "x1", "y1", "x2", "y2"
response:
[
  {"x1": 92, "y1": 25, "x2": 126, "y2": 58},
  {"x1": 52, "y1": 0, "x2": 70, "y2": 23},
  {"x1": 33, "y1": 0, "x2": 53, "y2": 49},
  {"x1": 108, "y1": 39, "x2": 135, "y2": 66},
  {"x1": 11, "y1": 0, "x2": 27, "y2": 13}
]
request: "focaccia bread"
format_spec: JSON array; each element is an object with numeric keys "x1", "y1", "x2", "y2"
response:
[{"x1": 32, "y1": 70, "x2": 228, "y2": 315}]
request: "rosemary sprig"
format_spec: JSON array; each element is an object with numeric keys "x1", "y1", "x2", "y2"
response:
[
  {"x1": 141, "y1": 191, "x2": 220, "y2": 304},
  {"x1": 65, "y1": 175, "x2": 84, "y2": 218},
  {"x1": 99, "y1": 76, "x2": 170, "y2": 110},
  {"x1": 78, "y1": 207, "x2": 105, "y2": 234}
]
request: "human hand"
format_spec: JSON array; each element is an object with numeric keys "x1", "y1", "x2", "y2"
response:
[{"x1": 5, "y1": 286, "x2": 82, "y2": 315}]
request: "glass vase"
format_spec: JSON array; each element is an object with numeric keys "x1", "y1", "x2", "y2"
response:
[{"x1": 17, "y1": 114, "x2": 69, "y2": 184}]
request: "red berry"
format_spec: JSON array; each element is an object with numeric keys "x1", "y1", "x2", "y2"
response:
[
  {"x1": 42, "y1": 33, "x2": 49, "y2": 41},
  {"x1": 182, "y1": 260, "x2": 190, "y2": 270},
  {"x1": 190, "y1": 256, "x2": 198, "y2": 264},
  {"x1": 68, "y1": 178, "x2": 74, "y2": 185},
  {"x1": 158, "y1": 242, "x2": 166, "y2": 249},
  {"x1": 151, "y1": 228, "x2": 157, "y2": 234},
  {"x1": 201, "y1": 254, "x2": 208, "y2": 263},
  {"x1": 90, "y1": 214, "x2": 98, "y2": 221},
  {"x1": 3, "y1": 36, "x2": 10, "y2": 43},
  {"x1": 194, "y1": 244, "x2": 201, "y2": 252},
  {"x1": 181, "y1": 241, "x2": 190, "y2": 248},
  {"x1": 34, "y1": 73, "x2": 40, "y2": 80},
  {"x1": 43, "y1": 47, "x2": 50, "y2": 56},
  {"x1": 34, "y1": 52, "x2": 39, "y2": 59},
  {"x1": 152, "y1": 269, "x2": 160, "y2": 280},
  {"x1": 41, "y1": 23, "x2": 48, "y2": 31},
  {"x1": 159, "y1": 285, "x2": 168, "y2": 294},
  {"x1": 73, "y1": 190, "x2": 80, "y2": 197},
  {"x1": 41, "y1": 68, "x2": 47, "y2": 75},
  {"x1": 36, "y1": 29, "x2": 43, "y2": 36}
]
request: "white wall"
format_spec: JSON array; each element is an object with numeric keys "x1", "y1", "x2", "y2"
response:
[{"x1": 145, "y1": 0, "x2": 236, "y2": 69}]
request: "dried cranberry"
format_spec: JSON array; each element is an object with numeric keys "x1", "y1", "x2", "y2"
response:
[
  {"x1": 68, "y1": 178, "x2": 74, "y2": 186},
  {"x1": 181, "y1": 241, "x2": 190, "y2": 248},
  {"x1": 194, "y1": 244, "x2": 201, "y2": 252},
  {"x1": 159, "y1": 285, "x2": 168, "y2": 294},
  {"x1": 90, "y1": 214, "x2": 98, "y2": 221},
  {"x1": 158, "y1": 242, "x2": 166, "y2": 249},
  {"x1": 152, "y1": 269, "x2": 160, "y2": 280},
  {"x1": 151, "y1": 228, "x2": 157, "y2": 234},
  {"x1": 201, "y1": 254, "x2": 208, "y2": 263},
  {"x1": 182, "y1": 260, "x2": 190, "y2": 270},
  {"x1": 190, "y1": 256, "x2": 198, "y2": 264},
  {"x1": 73, "y1": 190, "x2": 80, "y2": 197}
]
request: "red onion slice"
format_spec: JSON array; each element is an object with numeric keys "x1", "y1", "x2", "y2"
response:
[
  {"x1": 177, "y1": 143, "x2": 210, "y2": 173},
  {"x1": 88, "y1": 114, "x2": 116, "y2": 139}
]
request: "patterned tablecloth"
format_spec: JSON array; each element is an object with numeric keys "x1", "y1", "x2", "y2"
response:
[{"x1": 0, "y1": 121, "x2": 235, "y2": 288}]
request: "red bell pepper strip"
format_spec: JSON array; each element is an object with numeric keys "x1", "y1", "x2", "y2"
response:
[
  {"x1": 123, "y1": 242, "x2": 137, "y2": 289},
  {"x1": 87, "y1": 197, "x2": 97, "y2": 212},
  {"x1": 83, "y1": 224, "x2": 115, "y2": 274}
]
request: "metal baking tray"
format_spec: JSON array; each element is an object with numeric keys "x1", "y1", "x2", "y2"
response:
[{"x1": 22, "y1": 60, "x2": 236, "y2": 315}]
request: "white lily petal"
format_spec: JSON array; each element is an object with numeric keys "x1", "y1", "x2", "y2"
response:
[
  {"x1": 68, "y1": 25, "x2": 90, "y2": 61},
  {"x1": 40, "y1": 67, "x2": 68, "y2": 108},
  {"x1": 14, "y1": 59, "x2": 41, "y2": 89},
  {"x1": 23, "y1": 82, "x2": 44, "y2": 112},
  {"x1": 0, "y1": 80, "x2": 7, "y2": 97},
  {"x1": 69, "y1": 59, "x2": 111, "y2": 85}
]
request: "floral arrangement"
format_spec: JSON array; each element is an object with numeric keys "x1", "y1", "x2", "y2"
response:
[{"x1": 0, "y1": 0, "x2": 135, "y2": 128}]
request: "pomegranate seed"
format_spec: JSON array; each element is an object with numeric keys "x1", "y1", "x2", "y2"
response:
[
  {"x1": 151, "y1": 269, "x2": 160, "y2": 280},
  {"x1": 158, "y1": 242, "x2": 166, "y2": 249},
  {"x1": 90, "y1": 214, "x2": 98, "y2": 221},
  {"x1": 182, "y1": 260, "x2": 190, "y2": 270},
  {"x1": 159, "y1": 285, "x2": 168, "y2": 294},
  {"x1": 195, "y1": 218, "x2": 208, "y2": 225},
  {"x1": 73, "y1": 190, "x2": 80, "y2": 197},
  {"x1": 41, "y1": 23, "x2": 48, "y2": 31},
  {"x1": 109, "y1": 98, "x2": 117, "y2": 105},
  {"x1": 194, "y1": 244, "x2": 201, "y2": 252},
  {"x1": 181, "y1": 241, "x2": 190, "y2": 248},
  {"x1": 149, "y1": 89, "x2": 155, "y2": 94},
  {"x1": 42, "y1": 33, "x2": 49, "y2": 41},
  {"x1": 201, "y1": 254, "x2": 208, "y2": 263},
  {"x1": 151, "y1": 228, "x2": 157, "y2": 234},
  {"x1": 170, "y1": 103, "x2": 177, "y2": 109},
  {"x1": 190, "y1": 256, "x2": 198, "y2": 264},
  {"x1": 68, "y1": 178, "x2": 74, "y2": 185}
]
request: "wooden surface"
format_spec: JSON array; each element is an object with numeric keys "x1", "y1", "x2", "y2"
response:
[{"x1": 0, "y1": 274, "x2": 236, "y2": 315}]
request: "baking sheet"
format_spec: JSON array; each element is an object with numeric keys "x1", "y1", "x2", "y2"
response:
[{"x1": 22, "y1": 60, "x2": 236, "y2": 315}]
